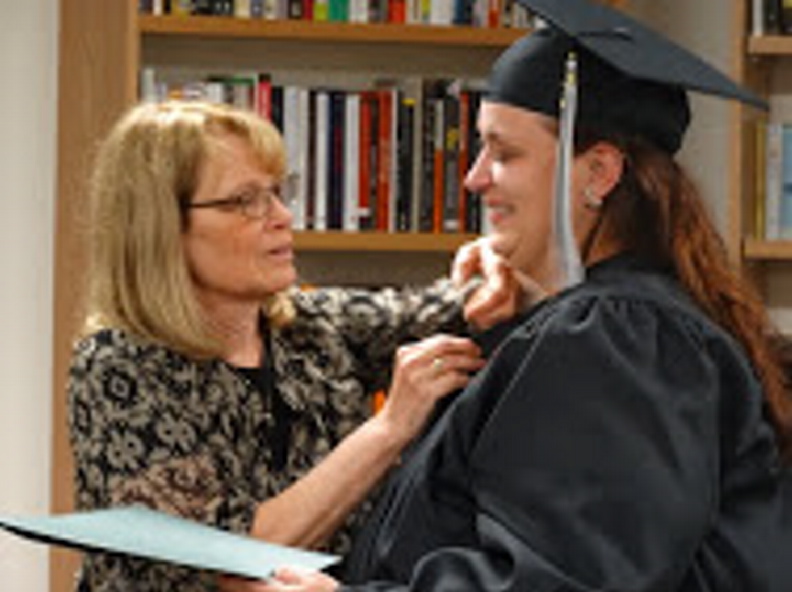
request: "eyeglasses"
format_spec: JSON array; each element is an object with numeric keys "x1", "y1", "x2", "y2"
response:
[{"x1": 185, "y1": 174, "x2": 298, "y2": 221}]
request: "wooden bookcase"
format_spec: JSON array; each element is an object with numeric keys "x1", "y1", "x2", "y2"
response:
[
  {"x1": 51, "y1": 1, "x2": 625, "y2": 590},
  {"x1": 729, "y1": 0, "x2": 792, "y2": 332},
  {"x1": 51, "y1": 2, "x2": 522, "y2": 589}
]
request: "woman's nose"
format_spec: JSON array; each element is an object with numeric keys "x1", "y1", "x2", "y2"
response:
[
  {"x1": 464, "y1": 151, "x2": 492, "y2": 194},
  {"x1": 268, "y1": 196, "x2": 294, "y2": 228}
]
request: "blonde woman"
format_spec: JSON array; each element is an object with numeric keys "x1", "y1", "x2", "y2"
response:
[{"x1": 68, "y1": 100, "x2": 518, "y2": 591}]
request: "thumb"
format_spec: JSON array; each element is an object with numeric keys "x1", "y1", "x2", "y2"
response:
[{"x1": 271, "y1": 567, "x2": 304, "y2": 584}]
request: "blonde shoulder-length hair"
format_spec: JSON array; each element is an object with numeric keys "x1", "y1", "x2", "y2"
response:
[{"x1": 85, "y1": 100, "x2": 295, "y2": 359}]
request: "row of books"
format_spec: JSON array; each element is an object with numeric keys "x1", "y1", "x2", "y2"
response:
[
  {"x1": 751, "y1": 0, "x2": 792, "y2": 37},
  {"x1": 139, "y1": 0, "x2": 534, "y2": 28},
  {"x1": 141, "y1": 69, "x2": 485, "y2": 233},
  {"x1": 755, "y1": 121, "x2": 792, "y2": 240}
]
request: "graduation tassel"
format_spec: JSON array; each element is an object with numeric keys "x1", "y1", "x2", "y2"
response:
[{"x1": 552, "y1": 50, "x2": 585, "y2": 289}]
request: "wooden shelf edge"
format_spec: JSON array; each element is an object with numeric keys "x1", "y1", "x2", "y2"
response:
[
  {"x1": 743, "y1": 238, "x2": 792, "y2": 260},
  {"x1": 294, "y1": 231, "x2": 479, "y2": 252},
  {"x1": 139, "y1": 15, "x2": 528, "y2": 47},
  {"x1": 747, "y1": 35, "x2": 792, "y2": 55}
]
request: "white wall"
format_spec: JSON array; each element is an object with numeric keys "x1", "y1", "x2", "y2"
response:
[
  {"x1": 0, "y1": 0, "x2": 58, "y2": 590},
  {"x1": 630, "y1": 0, "x2": 733, "y2": 232}
]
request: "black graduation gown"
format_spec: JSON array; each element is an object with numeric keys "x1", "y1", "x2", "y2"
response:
[{"x1": 341, "y1": 255, "x2": 792, "y2": 592}]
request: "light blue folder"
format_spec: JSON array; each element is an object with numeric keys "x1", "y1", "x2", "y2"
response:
[{"x1": 0, "y1": 506, "x2": 338, "y2": 580}]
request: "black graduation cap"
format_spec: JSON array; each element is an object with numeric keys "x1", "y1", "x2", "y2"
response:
[
  {"x1": 485, "y1": 0, "x2": 765, "y2": 289},
  {"x1": 488, "y1": 0, "x2": 766, "y2": 155}
]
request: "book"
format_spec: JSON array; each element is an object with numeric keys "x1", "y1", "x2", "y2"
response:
[
  {"x1": 0, "y1": 506, "x2": 338, "y2": 580},
  {"x1": 766, "y1": 121, "x2": 783, "y2": 239}
]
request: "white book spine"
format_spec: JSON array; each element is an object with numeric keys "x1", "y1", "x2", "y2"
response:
[
  {"x1": 296, "y1": 88, "x2": 310, "y2": 232},
  {"x1": 235, "y1": 0, "x2": 252, "y2": 18},
  {"x1": 349, "y1": 0, "x2": 369, "y2": 22},
  {"x1": 752, "y1": 0, "x2": 765, "y2": 37},
  {"x1": 430, "y1": 0, "x2": 453, "y2": 25},
  {"x1": 314, "y1": 91, "x2": 330, "y2": 231},
  {"x1": 765, "y1": 121, "x2": 783, "y2": 240},
  {"x1": 283, "y1": 86, "x2": 304, "y2": 229},
  {"x1": 344, "y1": 94, "x2": 361, "y2": 232}
]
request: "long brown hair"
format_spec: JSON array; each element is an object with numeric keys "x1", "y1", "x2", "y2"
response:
[{"x1": 581, "y1": 131, "x2": 792, "y2": 462}]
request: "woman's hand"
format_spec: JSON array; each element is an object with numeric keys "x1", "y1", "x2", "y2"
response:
[
  {"x1": 218, "y1": 568, "x2": 339, "y2": 592},
  {"x1": 377, "y1": 334, "x2": 484, "y2": 443},
  {"x1": 452, "y1": 237, "x2": 546, "y2": 330}
]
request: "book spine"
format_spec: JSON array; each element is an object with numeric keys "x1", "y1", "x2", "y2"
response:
[
  {"x1": 329, "y1": 0, "x2": 349, "y2": 21},
  {"x1": 288, "y1": 0, "x2": 304, "y2": 18},
  {"x1": 314, "y1": 91, "x2": 330, "y2": 231},
  {"x1": 765, "y1": 121, "x2": 783, "y2": 240},
  {"x1": 283, "y1": 86, "x2": 305, "y2": 229},
  {"x1": 754, "y1": 120, "x2": 767, "y2": 239},
  {"x1": 396, "y1": 97, "x2": 415, "y2": 231},
  {"x1": 328, "y1": 90, "x2": 346, "y2": 230},
  {"x1": 418, "y1": 83, "x2": 437, "y2": 232},
  {"x1": 442, "y1": 92, "x2": 460, "y2": 232},
  {"x1": 358, "y1": 91, "x2": 375, "y2": 230},
  {"x1": 344, "y1": 93, "x2": 361, "y2": 231},
  {"x1": 376, "y1": 89, "x2": 394, "y2": 231},
  {"x1": 457, "y1": 90, "x2": 471, "y2": 232},
  {"x1": 432, "y1": 96, "x2": 445, "y2": 232},
  {"x1": 235, "y1": 0, "x2": 252, "y2": 17},
  {"x1": 389, "y1": 0, "x2": 406, "y2": 23},
  {"x1": 314, "y1": 0, "x2": 329, "y2": 20},
  {"x1": 780, "y1": 123, "x2": 792, "y2": 238}
]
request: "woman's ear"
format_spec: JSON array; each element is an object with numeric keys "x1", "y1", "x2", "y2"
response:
[{"x1": 583, "y1": 142, "x2": 625, "y2": 206}]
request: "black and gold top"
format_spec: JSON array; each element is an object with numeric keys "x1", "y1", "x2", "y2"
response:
[{"x1": 68, "y1": 280, "x2": 468, "y2": 591}]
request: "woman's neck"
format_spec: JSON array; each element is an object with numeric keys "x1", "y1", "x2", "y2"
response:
[{"x1": 199, "y1": 293, "x2": 264, "y2": 368}]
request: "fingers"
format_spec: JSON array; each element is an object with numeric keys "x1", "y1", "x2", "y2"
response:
[
  {"x1": 464, "y1": 251, "x2": 518, "y2": 330},
  {"x1": 455, "y1": 237, "x2": 548, "y2": 329},
  {"x1": 382, "y1": 334, "x2": 485, "y2": 440},
  {"x1": 270, "y1": 568, "x2": 340, "y2": 591},
  {"x1": 217, "y1": 575, "x2": 270, "y2": 592},
  {"x1": 217, "y1": 569, "x2": 339, "y2": 592},
  {"x1": 451, "y1": 238, "x2": 484, "y2": 287}
]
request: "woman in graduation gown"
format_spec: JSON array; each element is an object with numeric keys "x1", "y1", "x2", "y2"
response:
[{"x1": 224, "y1": 0, "x2": 792, "y2": 590}]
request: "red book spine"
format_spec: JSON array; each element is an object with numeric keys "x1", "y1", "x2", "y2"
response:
[
  {"x1": 376, "y1": 89, "x2": 393, "y2": 231},
  {"x1": 358, "y1": 91, "x2": 374, "y2": 230},
  {"x1": 389, "y1": 0, "x2": 406, "y2": 23},
  {"x1": 488, "y1": 0, "x2": 502, "y2": 28},
  {"x1": 256, "y1": 75, "x2": 272, "y2": 120}
]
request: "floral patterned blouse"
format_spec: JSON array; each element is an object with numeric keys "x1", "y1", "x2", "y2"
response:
[{"x1": 68, "y1": 281, "x2": 468, "y2": 591}]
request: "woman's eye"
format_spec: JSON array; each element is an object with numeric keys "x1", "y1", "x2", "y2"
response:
[
  {"x1": 492, "y1": 150, "x2": 513, "y2": 163},
  {"x1": 234, "y1": 191, "x2": 256, "y2": 207}
]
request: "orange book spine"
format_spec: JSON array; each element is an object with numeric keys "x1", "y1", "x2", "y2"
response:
[{"x1": 488, "y1": 0, "x2": 502, "y2": 28}]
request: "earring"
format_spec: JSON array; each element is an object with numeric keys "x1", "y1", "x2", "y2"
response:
[{"x1": 583, "y1": 187, "x2": 602, "y2": 210}]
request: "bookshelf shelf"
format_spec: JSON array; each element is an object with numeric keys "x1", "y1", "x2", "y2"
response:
[
  {"x1": 748, "y1": 35, "x2": 792, "y2": 56},
  {"x1": 294, "y1": 231, "x2": 478, "y2": 252},
  {"x1": 139, "y1": 15, "x2": 528, "y2": 47},
  {"x1": 743, "y1": 239, "x2": 792, "y2": 260}
]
